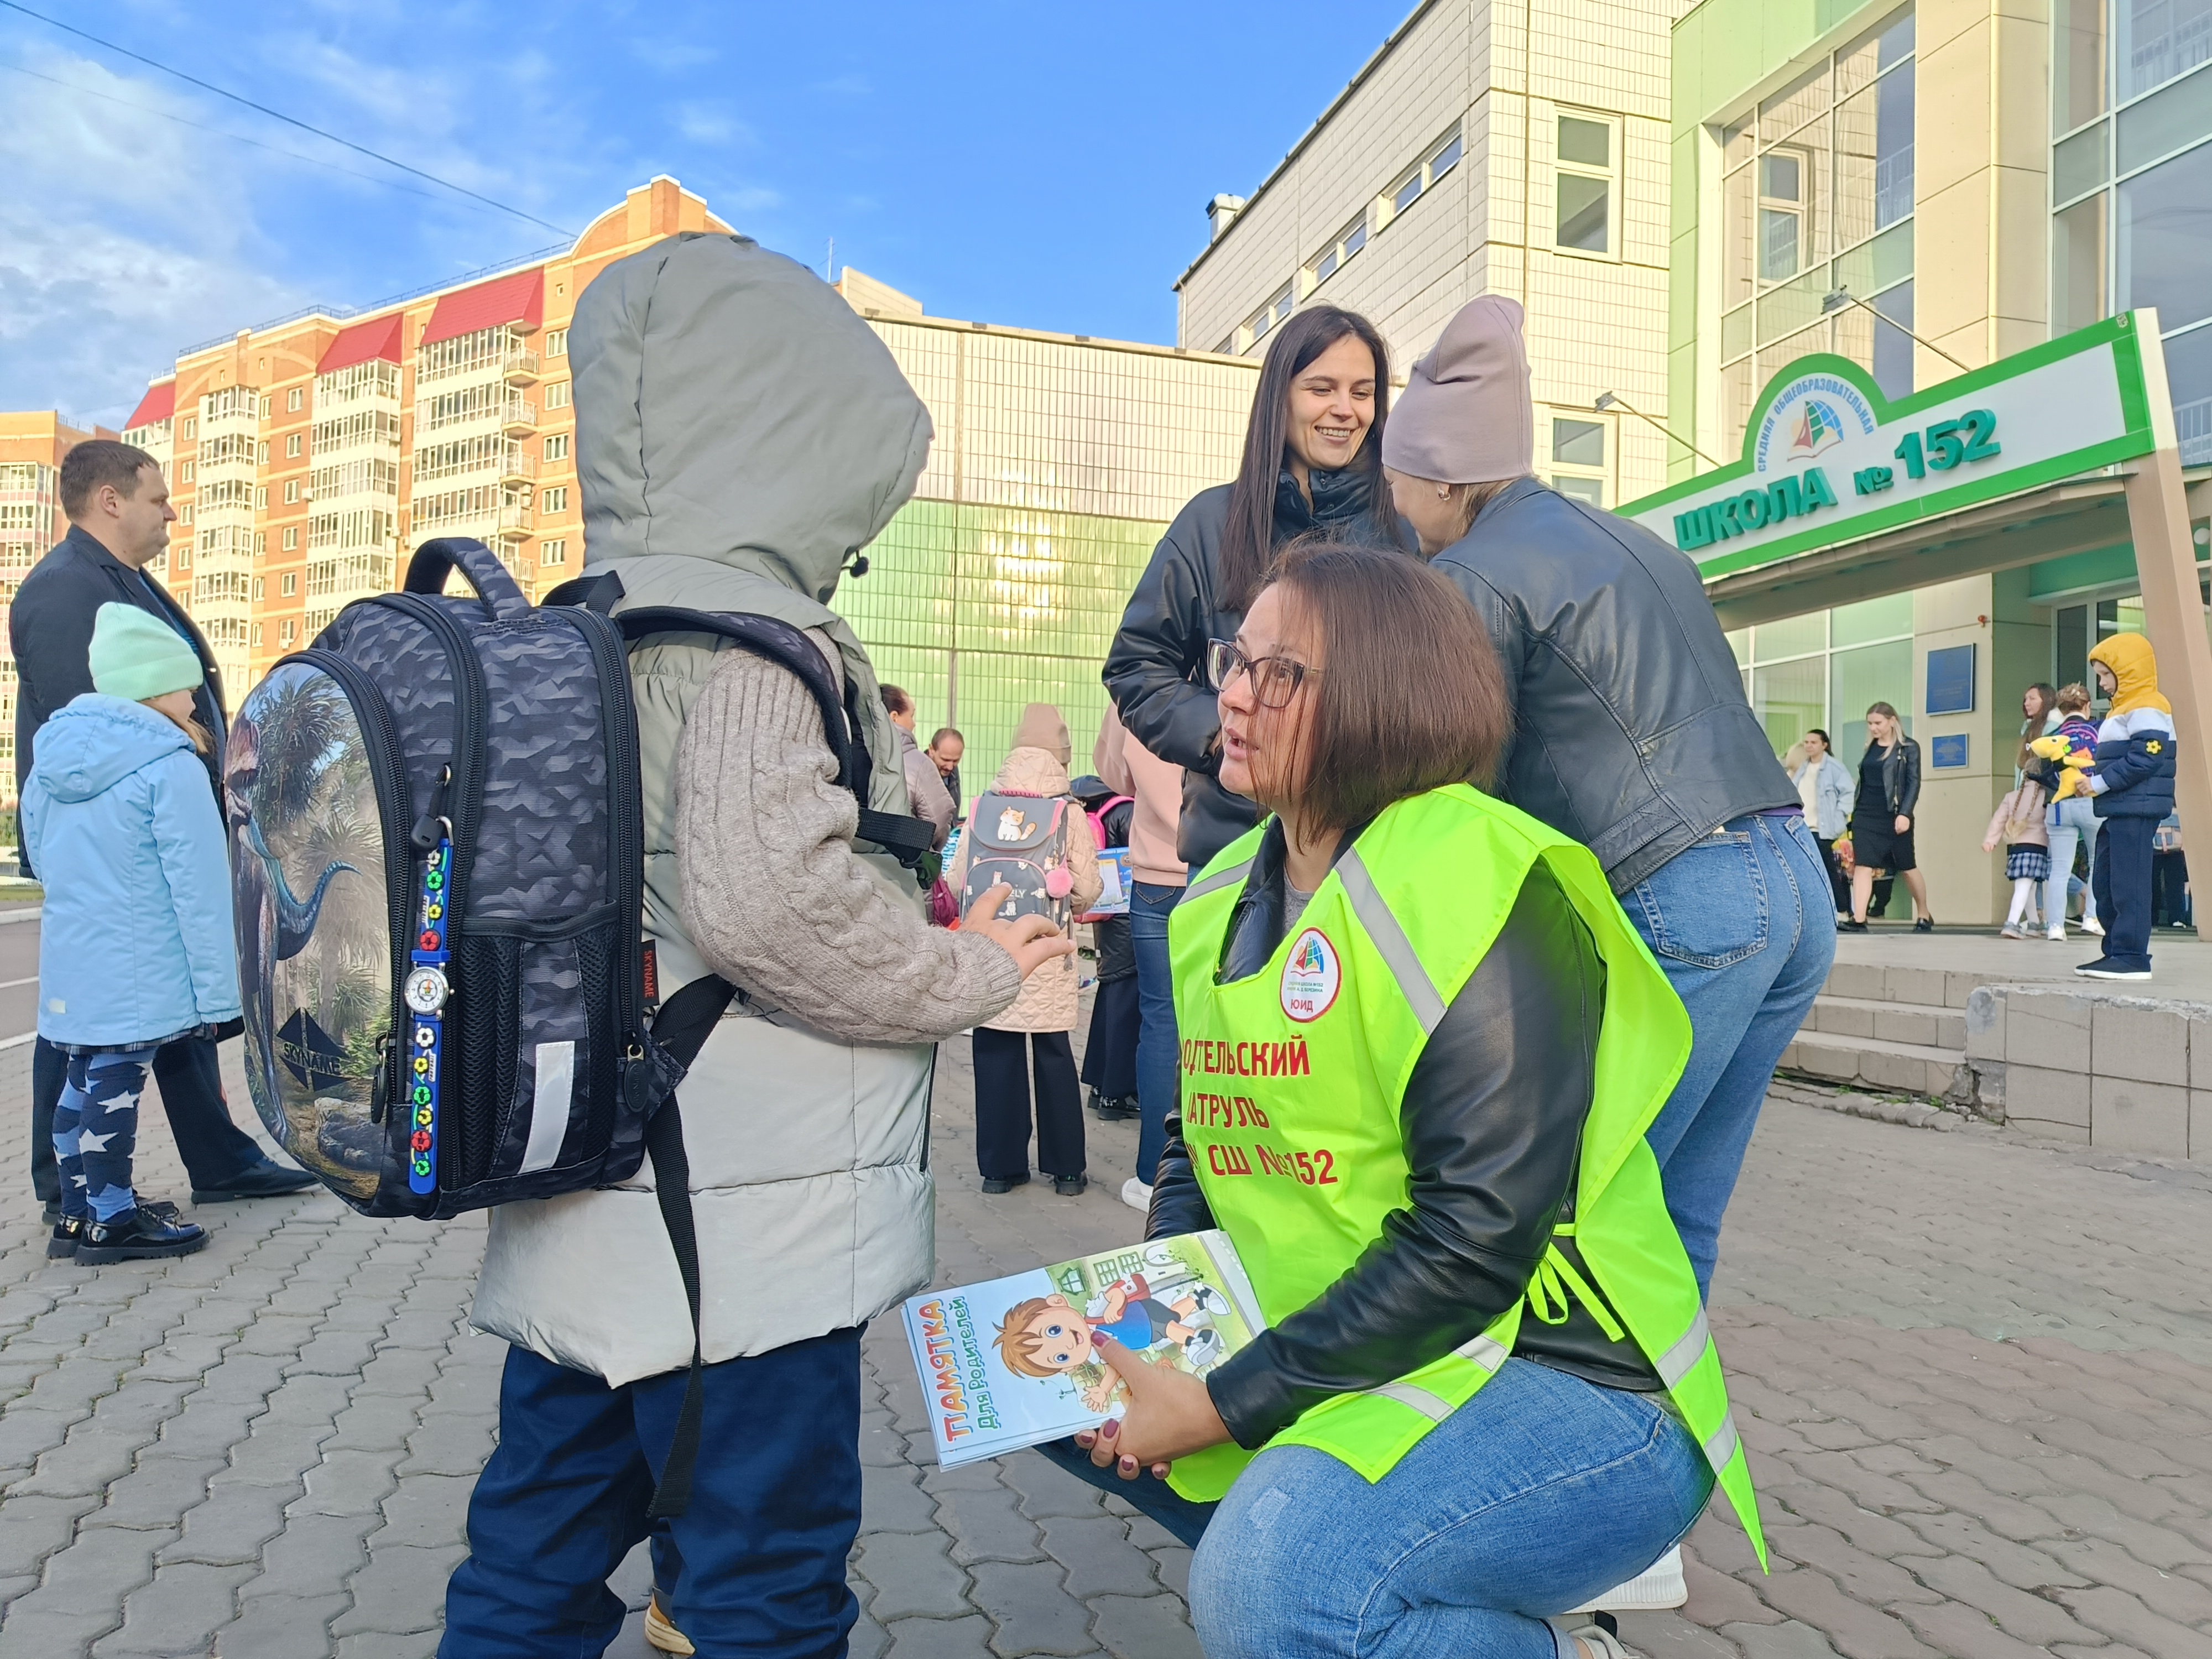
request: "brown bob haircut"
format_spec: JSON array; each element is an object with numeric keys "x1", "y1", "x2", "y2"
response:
[
  {"x1": 1261, "y1": 539, "x2": 1510, "y2": 832},
  {"x1": 59, "y1": 440, "x2": 159, "y2": 520}
]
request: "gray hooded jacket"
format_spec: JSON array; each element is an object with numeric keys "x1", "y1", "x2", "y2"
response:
[{"x1": 471, "y1": 233, "x2": 1020, "y2": 1385}]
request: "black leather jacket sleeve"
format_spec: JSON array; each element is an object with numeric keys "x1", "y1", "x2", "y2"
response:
[
  {"x1": 1104, "y1": 529, "x2": 1224, "y2": 779},
  {"x1": 1178, "y1": 862, "x2": 1608, "y2": 1449},
  {"x1": 1885, "y1": 743, "x2": 1920, "y2": 823}
]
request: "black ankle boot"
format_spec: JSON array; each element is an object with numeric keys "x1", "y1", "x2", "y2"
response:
[
  {"x1": 46, "y1": 1214, "x2": 85, "y2": 1260},
  {"x1": 75, "y1": 1208, "x2": 209, "y2": 1265}
]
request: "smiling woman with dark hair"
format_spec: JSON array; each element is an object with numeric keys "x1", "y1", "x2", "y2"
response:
[{"x1": 1050, "y1": 542, "x2": 1767, "y2": 1659}]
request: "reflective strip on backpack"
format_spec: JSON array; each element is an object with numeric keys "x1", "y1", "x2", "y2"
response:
[
  {"x1": 1367, "y1": 1380, "x2": 1454, "y2": 1422},
  {"x1": 1702, "y1": 1411, "x2": 1741, "y2": 1471},
  {"x1": 1185, "y1": 858, "x2": 1256, "y2": 904},
  {"x1": 1338, "y1": 849, "x2": 1447, "y2": 1034},
  {"x1": 1657, "y1": 1308, "x2": 1712, "y2": 1389}
]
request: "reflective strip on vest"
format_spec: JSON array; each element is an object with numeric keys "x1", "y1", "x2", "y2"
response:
[
  {"x1": 1366, "y1": 1381, "x2": 1454, "y2": 1422},
  {"x1": 1336, "y1": 848, "x2": 1447, "y2": 1034},
  {"x1": 1703, "y1": 1411, "x2": 1741, "y2": 1471},
  {"x1": 1185, "y1": 858, "x2": 1255, "y2": 904},
  {"x1": 1455, "y1": 1332, "x2": 1510, "y2": 1371},
  {"x1": 1657, "y1": 1308, "x2": 1711, "y2": 1389}
]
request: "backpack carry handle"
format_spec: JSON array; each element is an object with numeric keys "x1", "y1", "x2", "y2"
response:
[{"x1": 404, "y1": 538, "x2": 533, "y2": 622}]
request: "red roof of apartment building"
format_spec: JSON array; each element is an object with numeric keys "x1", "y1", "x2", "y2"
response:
[
  {"x1": 124, "y1": 381, "x2": 175, "y2": 430},
  {"x1": 420, "y1": 268, "x2": 545, "y2": 346},
  {"x1": 318, "y1": 313, "x2": 405, "y2": 375}
]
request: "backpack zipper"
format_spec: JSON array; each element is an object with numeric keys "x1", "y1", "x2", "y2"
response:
[
  {"x1": 285, "y1": 650, "x2": 413, "y2": 1125},
  {"x1": 367, "y1": 594, "x2": 489, "y2": 1190},
  {"x1": 562, "y1": 609, "x2": 646, "y2": 1042}
]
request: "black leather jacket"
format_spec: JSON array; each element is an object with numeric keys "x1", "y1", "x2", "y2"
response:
[
  {"x1": 1858, "y1": 737, "x2": 1922, "y2": 821},
  {"x1": 1147, "y1": 816, "x2": 1660, "y2": 1451},
  {"x1": 1431, "y1": 480, "x2": 1797, "y2": 895},
  {"x1": 1103, "y1": 467, "x2": 1404, "y2": 871}
]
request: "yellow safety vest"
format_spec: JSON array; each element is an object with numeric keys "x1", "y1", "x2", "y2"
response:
[{"x1": 1165, "y1": 785, "x2": 1766, "y2": 1563}]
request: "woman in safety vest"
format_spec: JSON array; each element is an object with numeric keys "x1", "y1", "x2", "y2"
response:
[{"x1": 1062, "y1": 542, "x2": 1764, "y2": 1659}]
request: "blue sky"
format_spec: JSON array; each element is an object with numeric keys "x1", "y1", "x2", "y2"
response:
[{"x1": 1, "y1": 0, "x2": 1409, "y2": 426}]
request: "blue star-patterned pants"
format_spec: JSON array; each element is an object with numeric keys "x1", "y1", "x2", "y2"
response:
[{"x1": 53, "y1": 1046, "x2": 160, "y2": 1223}]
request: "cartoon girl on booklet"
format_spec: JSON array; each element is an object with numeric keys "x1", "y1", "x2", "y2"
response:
[{"x1": 994, "y1": 1274, "x2": 1229, "y2": 1408}]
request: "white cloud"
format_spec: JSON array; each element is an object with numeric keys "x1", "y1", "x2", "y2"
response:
[
  {"x1": 673, "y1": 101, "x2": 755, "y2": 147},
  {"x1": 0, "y1": 49, "x2": 306, "y2": 420}
]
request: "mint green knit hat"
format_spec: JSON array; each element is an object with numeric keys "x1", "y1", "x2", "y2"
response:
[{"x1": 89, "y1": 603, "x2": 203, "y2": 703}]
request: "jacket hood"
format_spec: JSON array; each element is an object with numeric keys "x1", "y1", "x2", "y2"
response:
[
  {"x1": 1010, "y1": 703, "x2": 1071, "y2": 766},
  {"x1": 30, "y1": 695, "x2": 190, "y2": 803},
  {"x1": 2089, "y1": 633, "x2": 2171, "y2": 719},
  {"x1": 993, "y1": 746, "x2": 1074, "y2": 797},
  {"x1": 570, "y1": 232, "x2": 933, "y2": 607}
]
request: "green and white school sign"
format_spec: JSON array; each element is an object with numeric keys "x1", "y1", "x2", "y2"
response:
[{"x1": 1619, "y1": 312, "x2": 2161, "y2": 581}]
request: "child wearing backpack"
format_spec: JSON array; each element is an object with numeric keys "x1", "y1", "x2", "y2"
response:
[
  {"x1": 951, "y1": 704, "x2": 1102, "y2": 1195},
  {"x1": 1071, "y1": 776, "x2": 1138, "y2": 1123},
  {"x1": 23, "y1": 604, "x2": 237, "y2": 1264}
]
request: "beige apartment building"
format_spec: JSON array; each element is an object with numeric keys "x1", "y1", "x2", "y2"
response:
[
  {"x1": 110, "y1": 177, "x2": 731, "y2": 703},
  {"x1": 18, "y1": 178, "x2": 1260, "y2": 796},
  {"x1": 1175, "y1": 0, "x2": 1691, "y2": 510}
]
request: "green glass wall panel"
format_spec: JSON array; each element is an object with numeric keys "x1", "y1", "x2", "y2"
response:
[
  {"x1": 833, "y1": 499, "x2": 1168, "y2": 787},
  {"x1": 1830, "y1": 638, "x2": 1913, "y2": 758},
  {"x1": 1830, "y1": 590, "x2": 1915, "y2": 645}
]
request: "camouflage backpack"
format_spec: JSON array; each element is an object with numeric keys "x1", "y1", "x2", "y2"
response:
[{"x1": 228, "y1": 537, "x2": 930, "y2": 1222}]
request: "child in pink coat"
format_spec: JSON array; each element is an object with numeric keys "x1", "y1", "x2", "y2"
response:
[{"x1": 1983, "y1": 776, "x2": 2052, "y2": 938}]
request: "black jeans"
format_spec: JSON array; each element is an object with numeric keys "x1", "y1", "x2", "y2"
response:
[
  {"x1": 972, "y1": 1027, "x2": 1084, "y2": 1179},
  {"x1": 30, "y1": 1031, "x2": 264, "y2": 1202},
  {"x1": 1814, "y1": 837, "x2": 1851, "y2": 914}
]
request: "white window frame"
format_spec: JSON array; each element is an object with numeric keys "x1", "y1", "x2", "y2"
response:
[
  {"x1": 1546, "y1": 411, "x2": 1613, "y2": 507},
  {"x1": 1553, "y1": 109, "x2": 1622, "y2": 261},
  {"x1": 1305, "y1": 211, "x2": 1373, "y2": 294}
]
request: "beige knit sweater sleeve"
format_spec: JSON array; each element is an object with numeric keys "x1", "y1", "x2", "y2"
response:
[{"x1": 674, "y1": 643, "x2": 1022, "y2": 1044}]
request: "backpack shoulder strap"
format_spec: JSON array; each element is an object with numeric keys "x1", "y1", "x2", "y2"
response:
[{"x1": 572, "y1": 600, "x2": 933, "y2": 868}]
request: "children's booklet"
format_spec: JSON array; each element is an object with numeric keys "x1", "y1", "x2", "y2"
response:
[{"x1": 902, "y1": 1230, "x2": 1266, "y2": 1467}]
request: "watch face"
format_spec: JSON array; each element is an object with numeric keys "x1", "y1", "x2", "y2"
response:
[{"x1": 403, "y1": 966, "x2": 449, "y2": 1016}]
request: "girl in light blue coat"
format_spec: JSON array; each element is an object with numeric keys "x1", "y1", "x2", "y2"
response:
[{"x1": 23, "y1": 604, "x2": 239, "y2": 1264}]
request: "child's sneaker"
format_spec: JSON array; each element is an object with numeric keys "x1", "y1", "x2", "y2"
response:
[{"x1": 2000, "y1": 924, "x2": 2025, "y2": 939}]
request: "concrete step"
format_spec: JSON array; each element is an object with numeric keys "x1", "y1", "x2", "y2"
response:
[
  {"x1": 1780, "y1": 1028, "x2": 1966, "y2": 1099},
  {"x1": 1806, "y1": 994, "x2": 1968, "y2": 1051},
  {"x1": 1821, "y1": 959, "x2": 1997, "y2": 1010}
]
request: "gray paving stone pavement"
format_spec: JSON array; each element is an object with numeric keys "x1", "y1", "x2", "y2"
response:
[{"x1": 0, "y1": 976, "x2": 2209, "y2": 1655}]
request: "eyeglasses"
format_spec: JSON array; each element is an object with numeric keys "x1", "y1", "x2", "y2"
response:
[{"x1": 1207, "y1": 638, "x2": 1322, "y2": 709}]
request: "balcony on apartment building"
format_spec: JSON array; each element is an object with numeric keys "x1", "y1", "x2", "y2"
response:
[
  {"x1": 410, "y1": 441, "x2": 535, "y2": 492},
  {"x1": 409, "y1": 494, "x2": 533, "y2": 545},
  {"x1": 415, "y1": 392, "x2": 537, "y2": 439}
]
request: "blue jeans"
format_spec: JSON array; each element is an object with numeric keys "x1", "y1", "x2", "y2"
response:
[
  {"x1": 1627, "y1": 813, "x2": 1835, "y2": 1297},
  {"x1": 2046, "y1": 795, "x2": 2103, "y2": 926},
  {"x1": 442, "y1": 1330, "x2": 863, "y2": 1657},
  {"x1": 1129, "y1": 880, "x2": 1185, "y2": 1185},
  {"x1": 1188, "y1": 1359, "x2": 1712, "y2": 1659}
]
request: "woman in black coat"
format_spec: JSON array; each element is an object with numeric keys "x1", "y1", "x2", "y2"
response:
[{"x1": 1102, "y1": 305, "x2": 1408, "y2": 874}]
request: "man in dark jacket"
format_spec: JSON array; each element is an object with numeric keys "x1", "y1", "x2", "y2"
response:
[
  {"x1": 1381, "y1": 297, "x2": 1834, "y2": 1297},
  {"x1": 14, "y1": 440, "x2": 314, "y2": 1213}
]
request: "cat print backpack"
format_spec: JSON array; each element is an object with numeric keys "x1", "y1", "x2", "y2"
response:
[{"x1": 962, "y1": 789, "x2": 1077, "y2": 925}]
